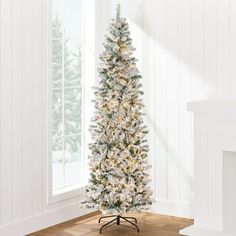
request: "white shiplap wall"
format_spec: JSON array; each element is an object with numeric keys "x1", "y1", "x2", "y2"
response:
[
  {"x1": 0, "y1": 0, "x2": 95, "y2": 235},
  {"x1": 1, "y1": 0, "x2": 236, "y2": 234},
  {"x1": 107, "y1": 0, "x2": 236, "y2": 218}
]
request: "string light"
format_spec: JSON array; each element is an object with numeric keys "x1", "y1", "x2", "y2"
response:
[{"x1": 81, "y1": 4, "x2": 153, "y2": 215}]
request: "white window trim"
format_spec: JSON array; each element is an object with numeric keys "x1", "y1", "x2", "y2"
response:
[{"x1": 47, "y1": 0, "x2": 95, "y2": 204}]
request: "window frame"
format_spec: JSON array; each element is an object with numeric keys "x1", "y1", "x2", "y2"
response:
[{"x1": 47, "y1": 0, "x2": 94, "y2": 204}]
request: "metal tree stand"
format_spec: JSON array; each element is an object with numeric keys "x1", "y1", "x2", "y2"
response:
[{"x1": 98, "y1": 215, "x2": 139, "y2": 233}]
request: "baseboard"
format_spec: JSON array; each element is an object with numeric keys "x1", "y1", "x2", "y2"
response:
[
  {"x1": 149, "y1": 199, "x2": 193, "y2": 219},
  {"x1": 180, "y1": 225, "x2": 235, "y2": 236},
  {"x1": 0, "y1": 203, "x2": 96, "y2": 236},
  {"x1": 0, "y1": 200, "x2": 192, "y2": 236}
]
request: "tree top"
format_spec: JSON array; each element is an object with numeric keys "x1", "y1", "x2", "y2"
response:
[{"x1": 116, "y1": 4, "x2": 121, "y2": 19}]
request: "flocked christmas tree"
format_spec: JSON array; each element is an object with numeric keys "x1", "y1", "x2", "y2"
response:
[{"x1": 82, "y1": 5, "x2": 153, "y2": 226}]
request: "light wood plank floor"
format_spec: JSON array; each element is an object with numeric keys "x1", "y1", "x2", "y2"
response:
[{"x1": 29, "y1": 212, "x2": 193, "y2": 236}]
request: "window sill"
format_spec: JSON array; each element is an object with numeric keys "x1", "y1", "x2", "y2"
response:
[{"x1": 47, "y1": 182, "x2": 87, "y2": 204}]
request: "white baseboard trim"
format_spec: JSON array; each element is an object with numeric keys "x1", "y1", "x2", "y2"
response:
[
  {"x1": 149, "y1": 199, "x2": 193, "y2": 219},
  {"x1": 0, "y1": 203, "x2": 95, "y2": 236},
  {"x1": 180, "y1": 225, "x2": 235, "y2": 236},
  {"x1": 0, "y1": 199, "x2": 192, "y2": 236}
]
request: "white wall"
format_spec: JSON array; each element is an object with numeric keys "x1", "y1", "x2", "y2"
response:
[
  {"x1": 1, "y1": 0, "x2": 236, "y2": 234},
  {"x1": 105, "y1": 0, "x2": 236, "y2": 218},
  {"x1": 0, "y1": 0, "x2": 94, "y2": 235}
]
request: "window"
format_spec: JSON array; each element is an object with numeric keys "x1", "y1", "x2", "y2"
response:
[{"x1": 51, "y1": 0, "x2": 85, "y2": 195}]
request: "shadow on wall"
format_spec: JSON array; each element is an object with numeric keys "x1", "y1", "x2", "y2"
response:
[
  {"x1": 127, "y1": 0, "x2": 233, "y2": 100},
  {"x1": 117, "y1": 0, "x2": 197, "y2": 202},
  {"x1": 108, "y1": 0, "x2": 234, "y2": 209},
  {"x1": 107, "y1": 0, "x2": 233, "y2": 207}
]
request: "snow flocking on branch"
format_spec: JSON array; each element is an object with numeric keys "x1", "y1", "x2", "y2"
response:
[{"x1": 81, "y1": 4, "x2": 154, "y2": 215}]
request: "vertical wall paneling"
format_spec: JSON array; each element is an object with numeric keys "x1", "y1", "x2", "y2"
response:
[
  {"x1": 190, "y1": 0, "x2": 205, "y2": 212},
  {"x1": 230, "y1": 0, "x2": 236, "y2": 99},
  {"x1": 108, "y1": 0, "x2": 115, "y2": 19},
  {"x1": 217, "y1": 0, "x2": 230, "y2": 99},
  {"x1": 191, "y1": 0, "x2": 205, "y2": 100},
  {"x1": 21, "y1": 0, "x2": 33, "y2": 218},
  {"x1": 41, "y1": 0, "x2": 48, "y2": 213},
  {"x1": 1, "y1": 0, "x2": 236, "y2": 232},
  {"x1": 0, "y1": 0, "x2": 96, "y2": 234},
  {"x1": 95, "y1": 0, "x2": 110, "y2": 68},
  {"x1": 166, "y1": 0, "x2": 180, "y2": 201},
  {"x1": 32, "y1": 0, "x2": 43, "y2": 215},
  {"x1": 154, "y1": 0, "x2": 168, "y2": 200},
  {"x1": 83, "y1": 0, "x2": 96, "y2": 195},
  {"x1": 178, "y1": 0, "x2": 192, "y2": 203},
  {"x1": 0, "y1": 0, "x2": 1, "y2": 224},
  {"x1": 142, "y1": 0, "x2": 155, "y2": 198},
  {"x1": 204, "y1": 0, "x2": 217, "y2": 99},
  {"x1": 0, "y1": 0, "x2": 12, "y2": 224},
  {"x1": 11, "y1": 0, "x2": 22, "y2": 221},
  {"x1": 127, "y1": 0, "x2": 143, "y2": 73},
  {"x1": 106, "y1": 0, "x2": 236, "y2": 217}
]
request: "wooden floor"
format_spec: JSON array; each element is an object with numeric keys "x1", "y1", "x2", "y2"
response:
[{"x1": 29, "y1": 212, "x2": 193, "y2": 236}]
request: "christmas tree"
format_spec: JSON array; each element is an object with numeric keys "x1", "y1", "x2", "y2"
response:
[{"x1": 82, "y1": 4, "x2": 153, "y2": 222}]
